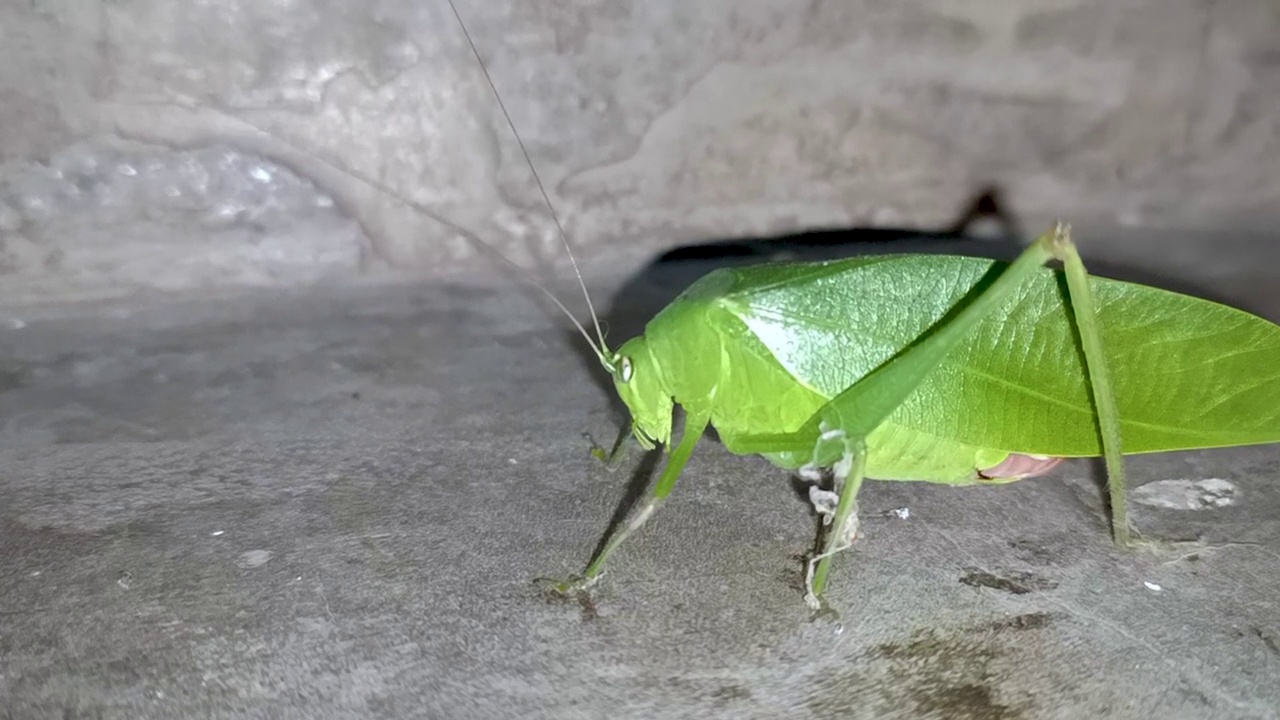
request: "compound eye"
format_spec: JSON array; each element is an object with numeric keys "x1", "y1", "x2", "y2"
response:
[{"x1": 619, "y1": 356, "x2": 634, "y2": 383}]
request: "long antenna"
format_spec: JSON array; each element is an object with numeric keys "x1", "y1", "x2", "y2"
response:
[
  {"x1": 445, "y1": 0, "x2": 610, "y2": 360},
  {"x1": 202, "y1": 125, "x2": 607, "y2": 367},
  {"x1": 443, "y1": 220, "x2": 609, "y2": 365}
]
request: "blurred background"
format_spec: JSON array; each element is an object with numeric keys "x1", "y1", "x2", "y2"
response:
[{"x1": 3, "y1": 0, "x2": 1278, "y2": 305}]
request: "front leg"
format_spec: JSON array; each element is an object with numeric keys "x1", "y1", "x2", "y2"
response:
[
  {"x1": 539, "y1": 412, "x2": 711, "y2": 595},
  {"x1": 583, "y1": 420, "x2": 632, "y2": 471}
]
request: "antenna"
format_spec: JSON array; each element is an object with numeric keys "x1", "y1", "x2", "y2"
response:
[{"x1": 444, "y1": 0, "x2": 611, "y2": 363}]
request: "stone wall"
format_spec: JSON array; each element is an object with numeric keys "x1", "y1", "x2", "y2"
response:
[{"x1": 2, "y1": 0, "x2": 1277, "y2": 302}]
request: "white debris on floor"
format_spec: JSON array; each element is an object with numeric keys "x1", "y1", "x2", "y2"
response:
[{"x1": 1129, "y1": 478, "x2": 1238, "y2": 510}]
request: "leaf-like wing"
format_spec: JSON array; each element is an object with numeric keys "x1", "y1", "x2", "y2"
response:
[{"x1": 727, "y1": 255, "x2": 1280, "y2": 456}]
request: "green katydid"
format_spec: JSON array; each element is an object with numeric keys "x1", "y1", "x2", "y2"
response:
[{"x1": 530, "y1": 223, "x2": 1280, "y2": 609}]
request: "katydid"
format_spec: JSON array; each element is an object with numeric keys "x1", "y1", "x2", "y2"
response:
[
  {"x1": 439, "y1": 0, "x2": 1280, "y2": 611},
  {"x1": 532, "y1": 224, "x2": 1280, "y2": 609}
]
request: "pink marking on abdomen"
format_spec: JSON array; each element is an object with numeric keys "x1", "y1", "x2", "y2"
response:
[{"x1": 978, "y1": 453, "x2": 1065, "y2": 481}]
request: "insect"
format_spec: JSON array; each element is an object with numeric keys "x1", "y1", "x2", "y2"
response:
[
  {"x1": 529, "y1": 223, "x2": 1280, "y2": 609},
  {"x1": 460, "y1": 2, "x2": 1280, "y2": 611}
]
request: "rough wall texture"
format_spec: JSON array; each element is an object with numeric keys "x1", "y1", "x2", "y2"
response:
[{"x1": 1, "y1": 0, "x2": 1278, "y2": 302}]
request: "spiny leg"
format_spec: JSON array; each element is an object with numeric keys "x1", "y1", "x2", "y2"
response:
[
  {"x1": 803, "y1": 427, "x2": 867, "y2": 611},
  {"x1": 540, "y1": 412, "x2": 711, "y2": 595},
  {"x1": 1054, "y1": 236, "x2": 1131, "y2": 545}
]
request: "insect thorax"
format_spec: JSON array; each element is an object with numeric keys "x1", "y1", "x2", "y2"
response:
[{"x1": 630, "y1": 274, "x2": 829, "y2": 447}]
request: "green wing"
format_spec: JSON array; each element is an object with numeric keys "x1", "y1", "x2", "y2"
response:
[{"x1": 723, "y1": 254, "x2": 1280, "y2": 457}]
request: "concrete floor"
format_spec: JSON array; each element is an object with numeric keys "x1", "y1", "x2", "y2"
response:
[{"x1": 2, "y1": 236, "x2": 1280, "y2": 719}]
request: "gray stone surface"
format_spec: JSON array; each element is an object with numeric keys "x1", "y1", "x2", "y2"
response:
[
  {"x1": 3, "y1": 0, "x2": 1280, "y2": 303},
  {"x1": 2, "y1": 233, "x2": 1279, "y2": 719},
  {"x1": 3, "y1": 1, "x2": 1280, "y2": 716}
]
